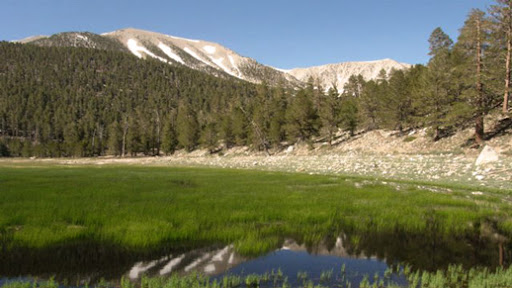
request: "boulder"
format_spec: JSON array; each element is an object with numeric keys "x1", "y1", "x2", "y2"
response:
[{"x1": 475, "y1": 145, "x2": 499, "y2": 166}]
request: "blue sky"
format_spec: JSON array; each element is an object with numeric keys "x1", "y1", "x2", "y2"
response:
[{"x1": 1, "y1": 0, "x2": 494, "y2": 68}]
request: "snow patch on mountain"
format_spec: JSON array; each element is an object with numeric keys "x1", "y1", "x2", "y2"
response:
[
  {"x1": 209, "y1": 56, "x2": 239, "y2": 78},
  {"x1": 272, "y1": 66, "x2": 292, "y2": 73},
  {"x1": 184, "y1": 47, "x2": 213, "y2": 67},
  {"x1": 158, "y1": 42, "x2": 185, "y2": 64},
  {"x1": 76, "y1": 34, "x2": 88, "y2": 41},
  {"x1": 203, "y1": 45, "x2": 216, "y2": 54},
  {"x1": 127, "y1": 39, "x2": 167, "y2": 63},
  {"x1": 170, "y1": 35, "x2": 200, "y2": 43},
  {"x1": 228, "y1": 55, "x2": 242, "y2": 77}
]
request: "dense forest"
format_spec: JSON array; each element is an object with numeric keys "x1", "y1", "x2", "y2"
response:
[{"x1": 0, "y1": 2, "x2": 511, "y2": 157}]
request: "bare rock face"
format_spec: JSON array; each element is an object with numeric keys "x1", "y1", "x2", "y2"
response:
[
  {"x1": 287, "y1": 59, "x2": 411, "y2": 91},
  {"x1": 475, "y1": 145, "x2": 499, "y2": 166}
]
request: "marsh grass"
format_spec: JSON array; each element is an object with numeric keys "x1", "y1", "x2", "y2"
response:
[{"x1": 0, "y1": 164, "x2": 511, "y2": 257}]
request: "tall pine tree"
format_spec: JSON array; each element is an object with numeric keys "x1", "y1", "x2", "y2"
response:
[{"x1": 455, "y1": 9, "x2": 491, "y2": 145}]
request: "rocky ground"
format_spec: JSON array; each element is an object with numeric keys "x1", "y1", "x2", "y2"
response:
[
  {"x1": 168, "y1": 152, "x2": 511, "y2": 190},
  {"x1": 3, "y1": 115, "x2": 512, "y2": 191}
]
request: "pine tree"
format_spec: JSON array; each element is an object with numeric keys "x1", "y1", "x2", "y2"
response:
[
  {"x1": 201, "y1": 122, "x2": 219, "y2": 153},
  {"x1": 176, "y1": 101, "x2": 199, "y2": 152},
  {"x1": 231, "y1": 108, "x2": 248, "y2": 146},
  {"x1": 162, "y1": 110, "x2": 178, "y2": 155},
  {"x1": 285, "y1": 88, "x2": 320, "y2": 142},
  {"x1": 416, "y1": 28, "x2": 455, "y2": 140},
  {"x1": 455, "y1": 9, "x2": 491, "y2": 145},
  {"x1": 268, "y1": 84, "x2": 287, "y2": 148},
  {"x1": 0, "y1": 140, "x2": 9, "y2": 157},
  {"x1": 343, "y1": 75, "x2": 365, "y2": 98},
  {"x1": 107, "y1": 120, "x2": 122, "y2": 156},
  {"x1": 341, "y1": 75, "x2": 365, "y2": 136},
  {"x1": 340, "y1": 97, "x2": 359, "y2": 136},
  {"x1": 249, "y1": 83, "x2": 271, "y2": 152},
  {"x1": 428, "y1": 27, "x2": 454, "y2": 56},
  {"x1": 320, "y1": 86, "x2": 341, "y2": 145},
  {"x1": 379, "y1": 69, "x2": 414, "y2": 134},
  {"x1": 219, "y1": 114, "x2": 234, "y2": 149},
  {"x1": 358, "y1": 80, "x2": 379, "y2": 130},
  {"x1": 489, "y1": 0, "x2": 512, "y2": 114}
]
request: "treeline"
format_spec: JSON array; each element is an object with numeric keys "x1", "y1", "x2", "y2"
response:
[
  {"x1": 0, "y1": 42, "x2": 260, "y2": 157},
  {"x1": 342, "y1": 3, "x2": 511, "y2": 144},
  {"x1": 0, "y1": 2, "x2": 511, "y2": 157}
]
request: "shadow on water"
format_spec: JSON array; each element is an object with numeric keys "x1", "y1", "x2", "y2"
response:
[
  {"x1": 336, "y1": 227, "x2": 510, "y2": 271},
  {"x1": 0, "y1": 241, "x2": 149, "y2": 284},
  {"x1": 0, "y1": 227, "x2": 510, "y2": 286}
]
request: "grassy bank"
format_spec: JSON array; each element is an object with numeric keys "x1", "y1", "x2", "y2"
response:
[
  {"x1": 3, "y1": 264, "x2": 512, "y2": 288},
  {"x1": 0, "y1": 163, "x2": 511, "y2": 256}
]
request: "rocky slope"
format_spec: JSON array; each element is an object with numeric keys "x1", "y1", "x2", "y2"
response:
[
  {"x1": 103, "y1": 28, "x2": 304, "y2": 86},
  {"x1": 287, "y1": 59, "x2": 411, "y2": 91}
]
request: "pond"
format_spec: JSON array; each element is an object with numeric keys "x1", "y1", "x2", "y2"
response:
[{"x1": 0, "y1": 229, "x2": 509, "y2": 287}]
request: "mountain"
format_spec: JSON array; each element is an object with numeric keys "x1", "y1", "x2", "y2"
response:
[
  {"x1": 12, "y1": 35, "x2": 48, "y2": 44},
  {"x1": 15, "y1": 28, "x2": 410, "y2": 89},
  {"x1": 16, "y1": 28, "x2": 302, "y2": 87},
  {"x1": 19, "y1": 32, "x2": 128, "y2": 52},
  {"x1": 286, "y1": 59, "x2": 411, "y2": 91},
  {"x1": 103, "y1": 28, "x2": 303, "y2": 87}
]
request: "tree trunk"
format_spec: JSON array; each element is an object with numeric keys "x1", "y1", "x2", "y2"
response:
[
  {"x1": 122, "y1": 120, "x2": 129, "y2": 157},
  {"x1": 97, "y1": 124, "x2": 104, "y2": 156},
  {"x1": 155, "y1": 109, "x2": 161, "y2": 156},
  {"x1": 91, "y1": 127, "x2": 96, "y2": 156},
  {"x1": 239, "y1": 106, "x2": 270, "y2": 156},
  {"x1": 475, "y1": 16, "x2": 485, "y2": 145},
  {"x1": 433, "y1": 126, "x2": 440, "y2": 141},
  {"x1": 1, "y1": 118, "x2": 5, "y2": 137},
  {"x1": 504, "y1": 1, "x2": 512, "y2": 114},
  {"x1": 499, "y1": 242, "x2": 504, "y2": 267}
]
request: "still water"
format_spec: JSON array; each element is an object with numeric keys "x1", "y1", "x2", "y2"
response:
[{"x1": 0, "y1": 229, "x2": 509, "y2": 287}]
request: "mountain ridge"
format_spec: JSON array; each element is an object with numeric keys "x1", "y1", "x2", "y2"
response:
[
  {"x1": 287, "y1": 58, "x2": 411, "y2": 91},
  {"x1": 14, "y1": 28, "x2": 410, "y2": 89}
]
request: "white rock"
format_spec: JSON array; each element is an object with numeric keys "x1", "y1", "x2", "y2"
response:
[{"x1": 475, "y1": 145, "x2": 499, "y2": 166}]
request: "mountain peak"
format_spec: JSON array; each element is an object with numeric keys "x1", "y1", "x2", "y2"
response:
[
  {"x1": 287, "y1": 58, "x2": 411, "y2": 90},
  {"x1": 14, "y1": 28, "x2": 410, "y2": 89},
  {"x1": 100, "y1": 28, "x2": 302, "y2": 86}
]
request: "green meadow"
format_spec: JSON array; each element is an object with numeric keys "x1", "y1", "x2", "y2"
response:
[{"x1": 1, "y1": 163, "x2": 511, "y2": 257}]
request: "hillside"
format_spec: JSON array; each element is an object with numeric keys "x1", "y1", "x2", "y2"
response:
[
  {"x1": 16, "y1": 28, "x2": 410, "y2": 88},
  {"x1": 26, "y1": 32, "x2": 128, "y2": 52},
  {"x1": 0, "y1": 42, "x2": 260, "y2": 157},
  {"x1": 16, "y1": 29, "x2": 302, "y2": 87}
]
